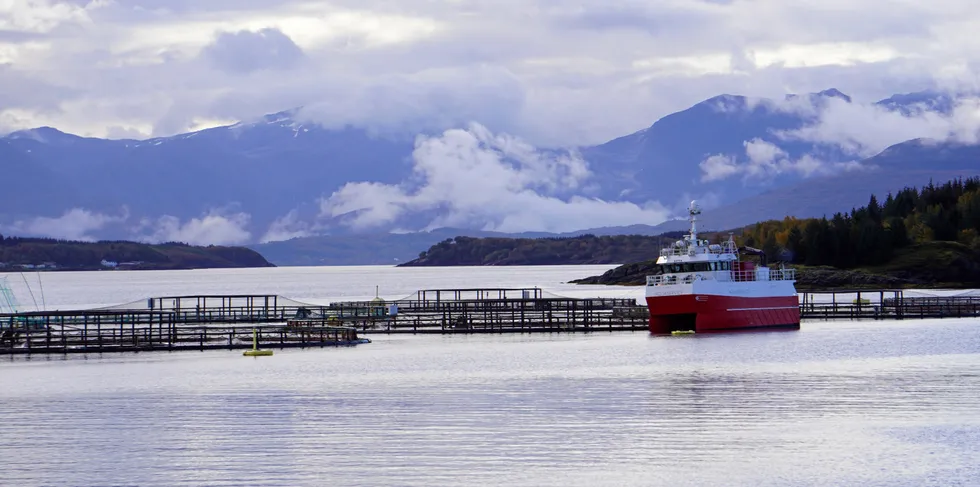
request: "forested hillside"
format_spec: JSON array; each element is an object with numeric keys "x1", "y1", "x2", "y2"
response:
[
  {"x1": 0, "y1": 236, "x2": 274, "y2": 271},
  {"x1": 740, "y1": 177, "x2": 980, "y2": 267}
]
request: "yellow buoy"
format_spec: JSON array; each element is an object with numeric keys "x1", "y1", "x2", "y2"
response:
[
  {"x1": 244, "y1": 349, "x2": 274, "y2": 356},
  {"x1": 243, "y1": 328, "x2": 274, "y2": 357}
]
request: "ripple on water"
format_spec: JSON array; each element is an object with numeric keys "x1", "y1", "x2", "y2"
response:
[{"x1": 2, "y1": 319, "x2": 980, "y2": 486}]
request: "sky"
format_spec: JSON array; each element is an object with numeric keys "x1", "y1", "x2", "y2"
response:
[
  {"x1": 2, "y1": 0, "x2": 980, "y2": 244},
  {"x1": 2, "y1": 0, "x2": 980, "y2": 147}
]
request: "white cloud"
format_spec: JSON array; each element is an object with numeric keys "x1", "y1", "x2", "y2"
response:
[
  {"x1": 319, "y1": 123, "x2": 670, "y2": 233},
  {"x1": 0, "y1": 0, "x2": 106, "y2": 34},
  {"x1": 699, "y1": 154, "x2": 739, "y2": 182},
  {"x1": 1, "y1": 205, "x2": 255, "y2": 245},
  {"x1": 260, "y1": 210, "x2": 311, "y2": 243},
  {"x1": 776, "y1": 95, "x2": 980, "y2": 156},
  {"x1": 132, "y1": 211, "x2": 251, "y2": 245},
  {"x1": 3, "y1": 207, "x2": 128, "y2": 241},
  {"x1": 700, "y1": 138, "x2": 862, "y2": 183}
]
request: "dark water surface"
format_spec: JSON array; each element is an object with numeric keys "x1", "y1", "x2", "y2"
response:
[{"x1": 2, "y1": 319, "x2": 979, "y2": 486}]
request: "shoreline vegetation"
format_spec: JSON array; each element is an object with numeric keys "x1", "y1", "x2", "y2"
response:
[
  {"x1": 0, "y1": 236, "x2": 274, "y2": 271},
  {"x1": 402, "y1": 177, "x2": 980, "y2": 290}
]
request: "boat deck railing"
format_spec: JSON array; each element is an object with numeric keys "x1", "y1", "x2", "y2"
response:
[{"x1": 646, "y1": 268, "x2": 796, "y2": 286}]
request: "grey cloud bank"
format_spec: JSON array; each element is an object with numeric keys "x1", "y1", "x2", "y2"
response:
[{"x1": 3, "y1": 0, "x2": 979, "y2": 144}]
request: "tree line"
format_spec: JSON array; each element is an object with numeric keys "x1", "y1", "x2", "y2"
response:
[{"x1": 739, "y1": 177, "x2": 980, "y2": 268}]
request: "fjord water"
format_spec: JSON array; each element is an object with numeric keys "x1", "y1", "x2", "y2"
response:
[{"x1": 2, "y1": 266, "x2": 979, "y2": 486}]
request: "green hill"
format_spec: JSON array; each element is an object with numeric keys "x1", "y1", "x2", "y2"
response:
[{"x1": 0, "y1": 236, "x2": 274, "y2": 271}]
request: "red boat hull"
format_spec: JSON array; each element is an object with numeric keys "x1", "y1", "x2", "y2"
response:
[{"x1": 646, "y1": 294, "x2": 800, "y2": 334}]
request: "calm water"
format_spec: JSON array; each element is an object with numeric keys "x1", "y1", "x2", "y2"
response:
[{"x1": 2, "y1": 267, "x2": 979, "y2": 486}]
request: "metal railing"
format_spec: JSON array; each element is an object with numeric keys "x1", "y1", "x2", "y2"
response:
[{"x1": 646, "y1": 268, "x2": 796, "y2": 286}]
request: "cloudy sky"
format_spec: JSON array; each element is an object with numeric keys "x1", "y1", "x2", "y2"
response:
[
  {"x1": 3, "y1": 0, "x2": 980, "y2": 244},
  {"x1": 3, "y1": 0, "x2": 980, "y2": 147}
]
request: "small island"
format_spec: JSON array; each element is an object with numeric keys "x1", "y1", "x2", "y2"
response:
[{"x1": 0, "y1": 235, "x2": 274, "y2": 271}]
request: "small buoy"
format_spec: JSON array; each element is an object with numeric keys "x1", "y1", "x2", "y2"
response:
[
  {"x1": 244, "y1": 349, "x2": 274, "y2": 356},
  {"x1": 243, "y1": 328, "x2": 273, "y2": 357},
  {"x1": 671, "y1": 330, "x2": 695, "y2": 335}
]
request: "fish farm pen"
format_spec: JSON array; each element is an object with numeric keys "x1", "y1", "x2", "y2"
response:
[
  {"x1": 324, "y1": 288, "x2": 650, "y2": 334},
  {"x1": 0, "y1": 288, "x2": 649, "y2": 354},
  {"x1": 3, "y1": 287, "x2": 979, "y2": 355},
  {"x1": 799, "y1": 289, "x2": 980, "y2": 320}
]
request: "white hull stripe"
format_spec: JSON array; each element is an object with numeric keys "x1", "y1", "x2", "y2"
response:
[{"x1": 726, "y1": 306, "x2": 799, "y2": 311}]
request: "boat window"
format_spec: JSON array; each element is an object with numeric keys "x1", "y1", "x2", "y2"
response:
[{"x1": 659, "y1": 262, "x2": 721, "y2": 274}]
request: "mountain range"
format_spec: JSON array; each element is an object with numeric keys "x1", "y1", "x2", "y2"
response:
[{"x1": 1, "y1": 88, "x2": 977, "y2": 265}]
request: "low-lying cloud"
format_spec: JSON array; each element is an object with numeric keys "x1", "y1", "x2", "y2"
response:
[
  {"x1": 259, "y1": 210, "x2": 312, "y2": 243},
  {"x1": 700, "y1": 138, "x2": 862, "y2": 183},
  {"x1": 319, "y1": 123, "x2": 671, "y2": 233},
  {"x1": 701, "y1": 92, "x2": 980, "y2": 184},
  {"x1": 769, "y1": 93, "x2": 980, "y2": 158},
  {"x1": 2, "y1": 207, "x2": 253, "y2": 246},
  {"x1": 132, "y1": 211, "x2": 252, "y2": 246},
  {"x1": 3, "y1": 207, "x2": 129, "y2": 241}
]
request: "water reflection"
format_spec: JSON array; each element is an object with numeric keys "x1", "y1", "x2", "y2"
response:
[{"x1": 1, "y1": 319, "x2": 979, "y2": 486}]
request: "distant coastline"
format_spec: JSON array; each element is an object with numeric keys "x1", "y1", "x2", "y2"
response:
[{"x1": 0, "y1": 236, "x2": 274, "y2": 271}]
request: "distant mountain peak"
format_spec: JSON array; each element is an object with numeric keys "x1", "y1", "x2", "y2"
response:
[
  {"x1": 259, "y1": 107, "x2": 301, "y2": 125},
  {"x1": 6, "y1": 126, "x2": 77, "y2": 144},
  {"x1": 816, "y1": 88, "x2": 851, "y2": 102},
  {"x1": 875, "y1": 90, "x2": 957, "y2": 116}
]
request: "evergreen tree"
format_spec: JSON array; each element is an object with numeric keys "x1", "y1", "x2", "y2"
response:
[{"x1": 867, "y1": 194, "x2": 882, "y2": 224}]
